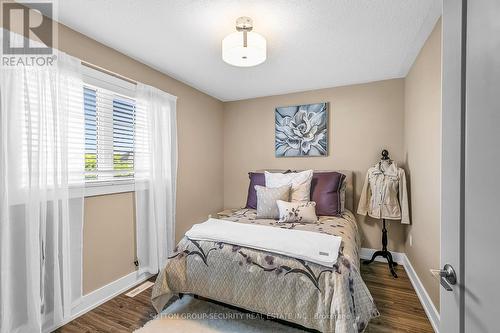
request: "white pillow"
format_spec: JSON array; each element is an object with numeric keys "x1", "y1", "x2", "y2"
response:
[
  {"x1": 277, "y1": 200, "x2": 318, "y2": 223},
  {"x1": 265, "y1": 170, "x2": 313, "y2": 202}
]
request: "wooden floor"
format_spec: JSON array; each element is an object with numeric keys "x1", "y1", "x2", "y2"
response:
[
  {"x1": 56, "y1": 277, "x2": 158, "y2": 333},
  {"x1": 360, "y1": 262, "x2": 434, "y2": 333},
  {"x1": 56, "y1": 262, "x2": 434, "y2": 333}
]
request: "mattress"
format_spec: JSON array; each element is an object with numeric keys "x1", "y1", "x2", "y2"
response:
[{"x1": 151, "y1": 209, "x2": 378, "y2": 332}]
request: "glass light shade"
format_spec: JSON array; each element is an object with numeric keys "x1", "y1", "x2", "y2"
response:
[{"x1": 222, "y1": 31, "x2": 266, "y2": 67}]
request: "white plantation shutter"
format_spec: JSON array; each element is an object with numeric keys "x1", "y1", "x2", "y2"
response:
[{"x1": 84, "y1": 84, "x2": 137, "y2": 182}]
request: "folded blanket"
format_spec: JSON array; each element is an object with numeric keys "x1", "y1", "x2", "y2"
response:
[{"x1": 185, "y1": 218, "x2": 342, "y2": 267}]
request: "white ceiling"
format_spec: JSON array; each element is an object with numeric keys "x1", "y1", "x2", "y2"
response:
[{"x1": 56, "y1": 0, "x2": 441, "y2": 101}]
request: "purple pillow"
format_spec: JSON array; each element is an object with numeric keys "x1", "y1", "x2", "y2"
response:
[
  {"x1": 311, "y1": 172, "x2": 346, "y2": 216},
  {"x1": 245, "y1": 172, "x2": 265, "y2": 209}
]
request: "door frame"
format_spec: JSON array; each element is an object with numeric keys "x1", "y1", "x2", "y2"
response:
[{"x1": 440, "y1": 0, "x2": 466, "y2": 332}]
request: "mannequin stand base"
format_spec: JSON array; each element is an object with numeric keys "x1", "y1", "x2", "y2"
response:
[
  {"x1": 363, "y1": 218, "x2": 398, "y2": 278},
  {"x1": 363, "y1": 250, "x2": 398, "y2": 278}
]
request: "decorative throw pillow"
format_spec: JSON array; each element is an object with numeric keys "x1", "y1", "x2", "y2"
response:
[
  {"x1": 255, "y1": 185, "x2": 291, "y2": 219},
  {"x1": 277, "y1": 200, "x2": 318, "y2": 223},
  {"x1": 245, "y1": 172, "x2": 265, "y2": 209},
  {"x1": 310, "y1": 172, "x2": 346, "y2": 216},
  {"x1": 339, "y1": 178, "x2": 347, "y2": 213},
  {"x1": 265, "y1": 169, "x2": 313, "y2": 202}
]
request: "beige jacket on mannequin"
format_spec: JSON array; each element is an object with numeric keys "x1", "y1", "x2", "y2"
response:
[{"x1": 357, "y1": 161, "x2": 410, "y2": 224}]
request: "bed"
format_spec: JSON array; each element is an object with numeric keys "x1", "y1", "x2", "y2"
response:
[{"x1": 151, "y1": 171, "x2": 379, "y2": 332}]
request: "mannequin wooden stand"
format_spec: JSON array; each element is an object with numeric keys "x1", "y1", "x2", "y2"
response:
[{"x1": 363, "y1": 218, "x2": 398, "y2": 278}]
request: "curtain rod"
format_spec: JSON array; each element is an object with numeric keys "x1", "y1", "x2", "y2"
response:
[{"x1": 81, "y1": 61, "x2": 137, "y2": 85}]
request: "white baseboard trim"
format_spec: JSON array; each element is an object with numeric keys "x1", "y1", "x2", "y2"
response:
[
  {"x1": 402, "y1": 254, "x2": 440, "y2": 333},
  {"x1": 44, "y1": 270, "x2": 153, "y2": 333},
  {"x1": 360, "y1": 247, "x2": 440, "y2": 333}
]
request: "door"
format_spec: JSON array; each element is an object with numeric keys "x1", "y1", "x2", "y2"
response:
[{"x1": 441, "y1": 0, "x2": 500, "y2": 332}]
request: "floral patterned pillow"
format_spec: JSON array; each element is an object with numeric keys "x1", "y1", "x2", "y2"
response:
[{"x1": 276, "y1": 200, "x2": 318, "y2": 223}]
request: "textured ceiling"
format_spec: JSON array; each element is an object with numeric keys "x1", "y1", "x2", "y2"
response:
[{"x1": 56, "y1": 0, "x2": 441, "y2": 101}]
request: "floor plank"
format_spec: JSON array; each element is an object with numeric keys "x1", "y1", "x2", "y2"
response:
[{"x1": 56, "y1": 262, "x2": 434, "y2": 332}]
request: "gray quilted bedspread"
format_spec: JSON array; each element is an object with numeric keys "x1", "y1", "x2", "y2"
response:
[{"x1": 151, "y1": 209, "x2": 379, "y2": 333}]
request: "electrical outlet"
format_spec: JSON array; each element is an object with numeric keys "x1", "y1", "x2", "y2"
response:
[{"x1": 409, "y1": 234, "x2": 413, "y2": 247}]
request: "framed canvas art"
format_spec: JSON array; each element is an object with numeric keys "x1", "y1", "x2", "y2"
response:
[{"x1": 275, "y1": 102, "x2": 328, "y2": 157}]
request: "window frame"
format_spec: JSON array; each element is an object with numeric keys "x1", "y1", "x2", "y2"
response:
[{"x1": 81, "y1": 65, "x2": 137, "y2": 197}]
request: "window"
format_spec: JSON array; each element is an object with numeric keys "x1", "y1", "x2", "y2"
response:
[{"x1": 84, "y1": 85, "x2": 136, "y2": 183}]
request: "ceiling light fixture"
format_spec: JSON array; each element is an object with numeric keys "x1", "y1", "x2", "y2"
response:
[{"x1": 222, "y1": 16, "x2": 266, "y2": 67}]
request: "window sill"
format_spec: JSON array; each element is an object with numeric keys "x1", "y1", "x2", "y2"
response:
[{"x1": 83, "y1": 180, "x2": 135, "y2": 197}]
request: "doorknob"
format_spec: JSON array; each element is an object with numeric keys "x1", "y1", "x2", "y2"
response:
[{"x1": 430, "y1": 264, "x2": 457, "y2": 291}]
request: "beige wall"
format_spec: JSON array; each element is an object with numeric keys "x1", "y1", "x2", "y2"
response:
[
  {"x1": 54, "y1": 24, "x2": 225, "y2": 292},
  {"x1": 83, "y1": 193, "x2": 137, "y2": 294},
  {"x1": 223, "y1": 79, "x2": 407, "y2": 252},
  {"x1": 403, "y1": 19, "x2": 442, "y2": 310}
]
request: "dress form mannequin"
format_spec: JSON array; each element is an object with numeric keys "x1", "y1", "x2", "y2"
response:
[{"x1": 363, "y1": 149, "x2": 399, "y2": 278}]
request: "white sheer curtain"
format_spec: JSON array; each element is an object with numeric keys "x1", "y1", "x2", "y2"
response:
[
  {"x1": 134, "y1": 84, "x2": 177, "y2": 274},
  {"x1": 0, "y1": 35, "x2": 85, "y2": 333}
]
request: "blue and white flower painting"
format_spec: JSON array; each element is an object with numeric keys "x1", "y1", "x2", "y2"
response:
[{"x1": 275, "y1": 102, "x2": 328, "y2": 157}]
